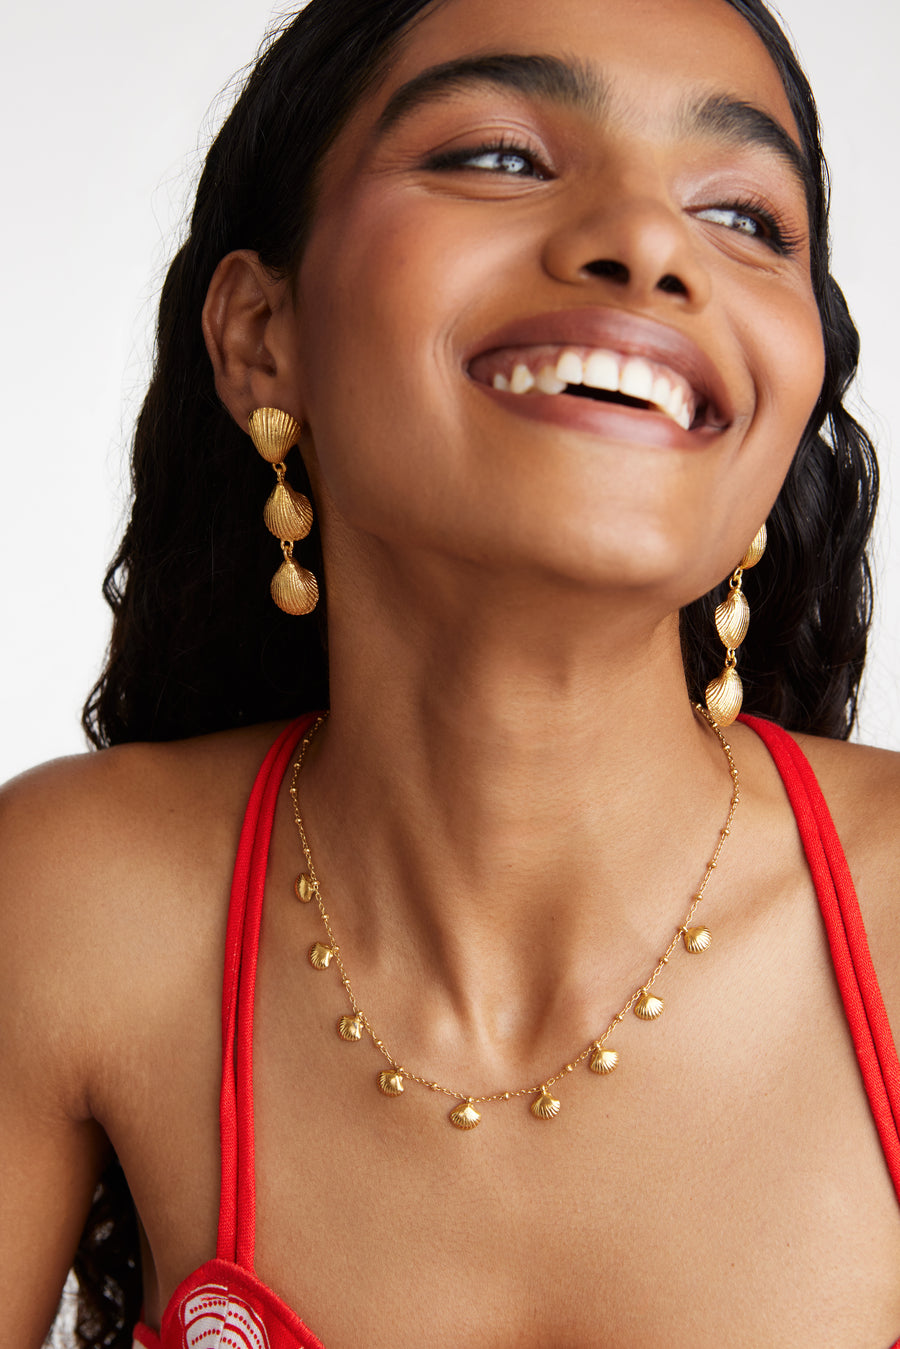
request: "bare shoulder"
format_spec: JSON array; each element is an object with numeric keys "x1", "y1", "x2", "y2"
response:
[
  {"x1": 0, "y1": 724, "x2": 292, "y2": 1336},
  {"x1": 791, "y1": 731, "x2": 900, "y2": 1034},
  {"x1": 791, "y1": 731, "x2": 900, "y2": 863},
  {"x1": 0, "y1": 722, "x2": 287, "y2": 1115}
]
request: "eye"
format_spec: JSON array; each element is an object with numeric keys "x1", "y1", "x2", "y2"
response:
[
  {"x1": 425, "y1": 138, "x2": 549, "y2": 180},
  {"x1": 692, "y1": 198, "x2": 802, "y2": 256},
  {"x1": 695, "y1": 205, "x2": 763, "y2": 237}
]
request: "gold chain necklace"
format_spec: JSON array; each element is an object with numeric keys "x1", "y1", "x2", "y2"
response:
[{"x1": 289, "y1": 707, "x2": 739, "y2": 1130}]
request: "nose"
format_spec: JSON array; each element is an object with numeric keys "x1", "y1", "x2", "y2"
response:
[{"x1": 542, "y1": 169, "x2": 712, "y2": 311}]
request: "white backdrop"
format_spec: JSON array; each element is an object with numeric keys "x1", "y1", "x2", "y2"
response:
[{"x1": 1, "y1": 0, "x2": 898, "y2": 781}]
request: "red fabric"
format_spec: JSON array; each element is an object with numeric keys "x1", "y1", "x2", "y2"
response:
[
  {"x1": 135, "y1": 716, "x2": 320, "y2": 1349},
  {"x1": 132, "y1": 714, "x2": 900, "y2": 1348},
  {"x1": 218, "y1": 717, "x2": 316, "y2": 1267},
  {"x1": 741, "y1": 714, "x2": 900, "y2": 1200},
  {"x1": 156, "y1": 1260, "x2": 325, "y2": 1349}
]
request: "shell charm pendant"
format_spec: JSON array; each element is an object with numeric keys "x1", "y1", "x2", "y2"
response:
[
  {"x1": 635, "y1": 990, "x2": 664, "y2": 1020},
  {"x1": 309, "y1": 942, "x2": 336, "y2": 970},
  {"x1": 741, "y1": 523, "x2": 767, "y2": 569},
  {"x1": 338, "y1": 1015, "x2": 364, "y2": 1041},
  {"x1": 449, "y1": 1099, "x2": 482, "y2": 1130},
  {"x1": 590, "y1": 1046, "x2": 620, "y2": 1075},
  {"x1": 294, "y1": 873, "x2": 314, "y2": 903},
  {"x1": 530, "y1": 1087, "x2": 561, "y2": 1120},
  {"x1": 264, "y1": 479, "x2": 313, "y2": 541},
  {"x1": 714, "y1": 587, "x2": 750, "y2": 650},
  {"x1": 683, "y1": 925, "x2": 711, "y2": 953},
  {"x1": 271, "y1": 557, "x2": 319, "y2": 617},
  {"x1": 378, "y1": 1069, "x2": 405, "y2": 1097},
  {"x1": 705, "y1": 664, "x2": 744, "y2": 728}
]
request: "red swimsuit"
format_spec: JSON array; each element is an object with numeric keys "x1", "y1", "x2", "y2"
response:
[{"x1": 133, "y1": 714, "x2": 900, "y2": 1349}]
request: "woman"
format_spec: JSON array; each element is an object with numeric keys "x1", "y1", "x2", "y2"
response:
[{"x1": 2, "y1": 0, "x2": 898, "y2": 1345}]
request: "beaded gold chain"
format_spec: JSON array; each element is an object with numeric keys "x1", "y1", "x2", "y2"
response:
[{"x1": 289, "y1": 707, "x2": 740, "y2": 1129}]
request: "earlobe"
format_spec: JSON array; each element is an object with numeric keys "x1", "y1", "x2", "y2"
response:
[{"x1": 201, "y1": 249, "x2": 303, "y2": 429}]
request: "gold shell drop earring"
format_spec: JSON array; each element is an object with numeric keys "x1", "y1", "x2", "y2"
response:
[
  {"x1": 248, "y1": 407, "x2": 319, "y2": 615},
  {"x1": 704, "y1": 523, "x2": 767, "y2": 726}
]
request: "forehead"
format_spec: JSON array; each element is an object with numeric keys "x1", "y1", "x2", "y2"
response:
[{"x1": 381, "y1": 0, "x2": 800, "y2": 141}]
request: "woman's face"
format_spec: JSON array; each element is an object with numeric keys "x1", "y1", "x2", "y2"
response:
[{"x1": 288, "y1": 0, "x2": 824, "y2": 609}]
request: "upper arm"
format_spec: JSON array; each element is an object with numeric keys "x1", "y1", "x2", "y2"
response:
[
  {"x1": 0, "y1": 724, "x2": 276, "y2": 1346},
  {"x1": 0, "y1": 762, "x2": 113, "y2": 1348}
]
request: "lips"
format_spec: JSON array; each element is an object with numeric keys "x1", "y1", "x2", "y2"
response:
[{"x1": 466, "y1": 308, "x2": 734, "y2": 433}]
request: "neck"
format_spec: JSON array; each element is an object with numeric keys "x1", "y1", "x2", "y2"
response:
[{"x1": 292, "y1": 576, "x2": 738, "y2": 1077}]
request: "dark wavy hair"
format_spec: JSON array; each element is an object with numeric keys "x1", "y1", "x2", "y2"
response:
[{"x1": 64, "y1": 0, "x2": 877, "y2": 1343}]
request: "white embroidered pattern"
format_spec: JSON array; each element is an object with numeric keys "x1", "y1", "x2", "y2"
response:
[{"x1": 179, "y1": 1284, "x2": 271, "y2": 1349}]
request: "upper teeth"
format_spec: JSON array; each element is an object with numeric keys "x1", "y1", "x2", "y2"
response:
[{"x1": 491, "y1": 349, "x2": 696, "y2": 430}]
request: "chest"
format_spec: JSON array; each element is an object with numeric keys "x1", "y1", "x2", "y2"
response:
[
  {"x1": 242, "y1": 929, "x2": 900, "y2": 1347},
  {"x1": 116, "y1": 850, "x2": 900, "y2": 1349}
]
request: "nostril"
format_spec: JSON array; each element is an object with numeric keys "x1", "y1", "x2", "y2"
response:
[
  {"x1": 657, "y1": 273, "x2": 688, "y2": 296},
  {"x1": 584, "y1": 258, "x2": 630, "y2": 284}
]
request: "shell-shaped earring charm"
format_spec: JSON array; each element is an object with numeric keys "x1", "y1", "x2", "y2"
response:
[
  {"x1": 705, "y1": 665, "x2": 744, "y2": 727},
  {"x1": 449, "y1": 1100, "x2": 482, "y2": 1130},
  {"x1": 295, "y1": 873, "x2": 314, "y2": 903},
  {"x1": 530, "y1": 1087, "x2": 561, "y2": 1119},
  {"x1": 683, "y1": 925, "x2": 711, "y2": 954},
  {"x1": 249, "y1": 407, "x2": 302, "y2": 463},
  {"x1": 714, "y1": 587, "x2": 749, "y2": 650},
  {"x1": 635, "y1": 990, "x2": 664, "y2": 1020},
  {"x1": 271, "y1": 558, "x2": 319, "y2": 616},
  {"x1": 264, "y1": 481, "x2": 313, "y2": 541},
  {"x1": 590, "y1": 1046, "x2": 620, "y2": 1075},
  {"x1": 741, "y1": 523, "x2": 767, "y2": 570},
  {"x1": 378, "y1": 1069, "x2": 404, "y2": 1096},
  {"x1": 338, "y1": 1015, "x2": 364, "y2": 1041}
]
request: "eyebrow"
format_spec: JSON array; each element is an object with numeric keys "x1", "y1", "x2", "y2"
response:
[
  {"x1": 681, "y1": 93, "x2": 811, "y2": 200},
  {"x1": 375, "y1": 51, "x2": 811, "y2": 198},
  {"x1": 376, "y1": 53, "x2": 607, "y2": 133}
]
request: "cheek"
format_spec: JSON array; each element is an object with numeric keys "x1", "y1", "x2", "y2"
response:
[
  {"x1": 294, "y1": 187, "x2": 524, "y2": 527},
  {"x1": 736, "y1": 272, "x2": 825, "y2": 466},
  {"x1": 297, "y1": 201, "x2": 437, "y2": 520},
  {"x1": 674, "y1": 272, "x2": 824, "y2": 598}
]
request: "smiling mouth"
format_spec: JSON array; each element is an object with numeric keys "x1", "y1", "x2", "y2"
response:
[{"x1": 469, "y1": 344, "x2": 721, "y2": 431}]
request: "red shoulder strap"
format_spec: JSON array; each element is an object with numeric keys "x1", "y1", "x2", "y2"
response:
[
  {"x1": 217, "y1": 716, "x2": 318, "y2": 1268},
  {"x1": 740, "y1": 714, "x2": 900, "y2": 1198}
]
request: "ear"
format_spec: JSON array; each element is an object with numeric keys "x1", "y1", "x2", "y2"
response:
[{"x1": 201, "y1": 250, "x2": 304, "y2": 431}]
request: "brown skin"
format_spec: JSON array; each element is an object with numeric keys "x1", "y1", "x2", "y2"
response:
[{"x1": 2, "y1": 0, "x2": 899, "y2": 1345}]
